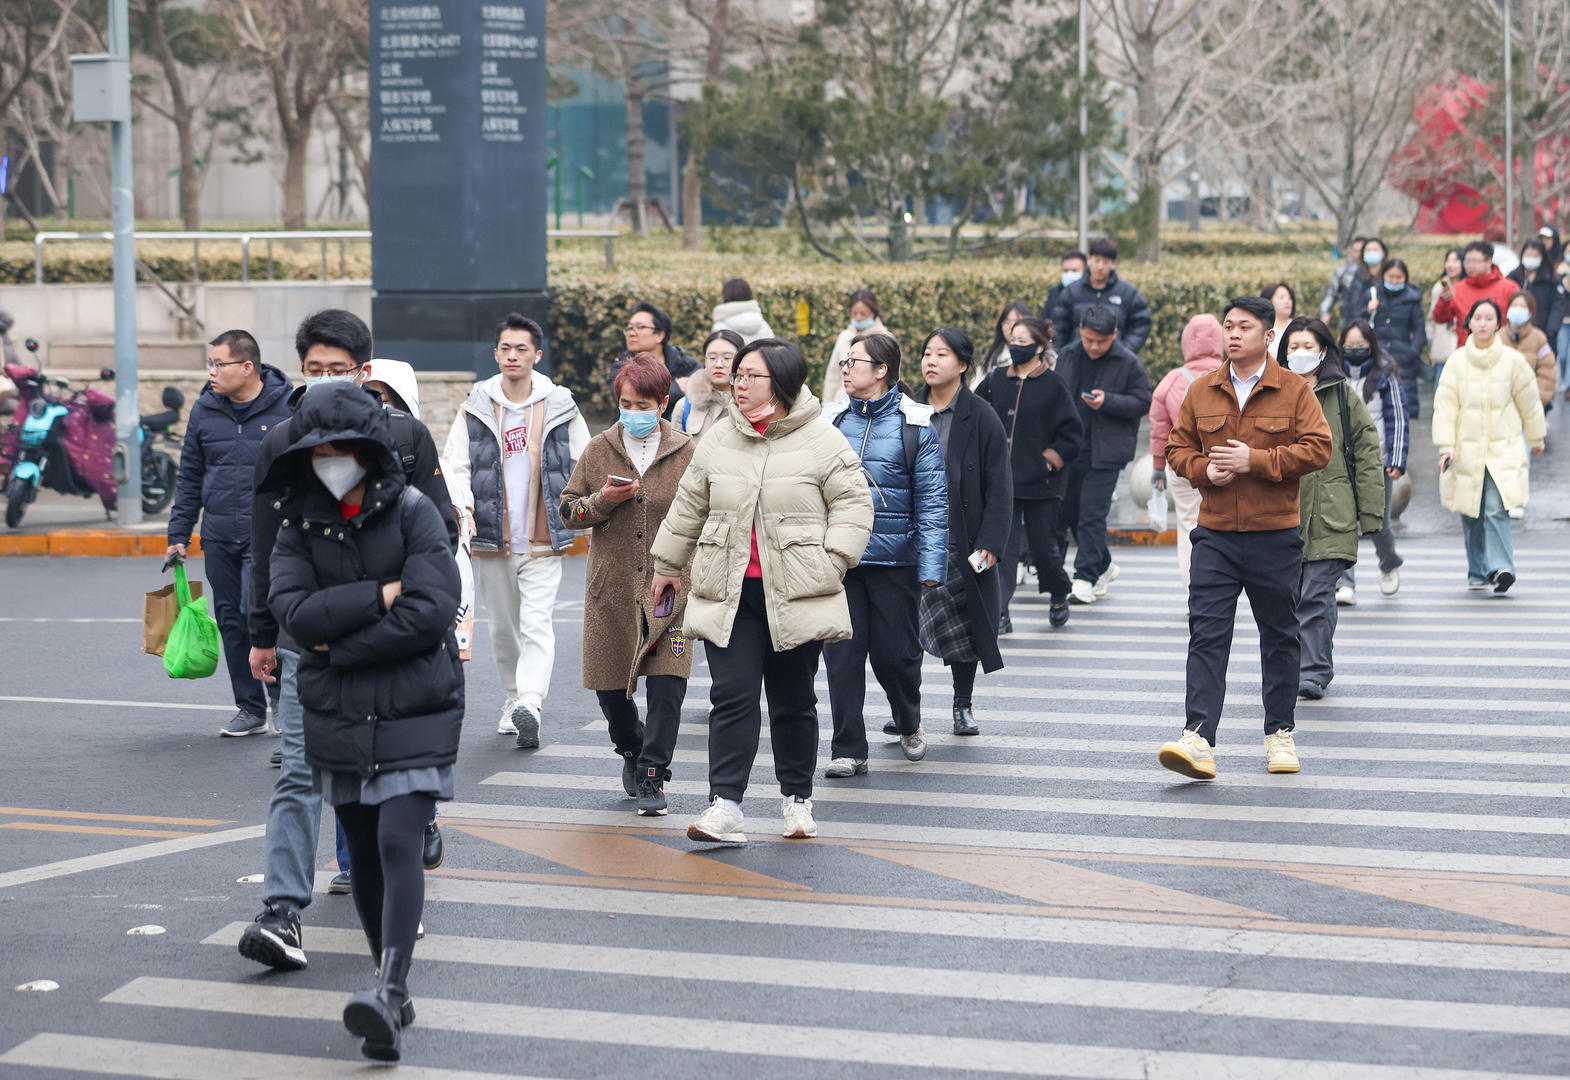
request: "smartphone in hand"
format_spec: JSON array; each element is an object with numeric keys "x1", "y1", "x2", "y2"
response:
[
  {"x1": 654, "y1": 585, "x2": 675, "y2": 618},
  {"x1": 608, "y1": 474, "x2": 636, "y2": 487}
]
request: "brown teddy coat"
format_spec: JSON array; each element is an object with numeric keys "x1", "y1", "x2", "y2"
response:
[{"x1": 559, "y1": 418, "x2": 696, "y2": 695}]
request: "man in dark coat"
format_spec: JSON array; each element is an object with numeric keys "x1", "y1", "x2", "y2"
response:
[
  {"x1": 166, "y1": 329, "x2": 292, "y2": 737},
  {"x1": 1049, "y1": 237, "x2": 1152, "y2": 354},
  {"x1": 609, "y1": 301, "x2": 698, "y2": 413},
  {"x1": 1038, "y1": 250, "x2": 1087, "y2": 323},
  {"x1": 1055, "y1": 305, "x2": 1153, "y2": 605}
]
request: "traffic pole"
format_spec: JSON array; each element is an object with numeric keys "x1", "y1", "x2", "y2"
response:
[{"x1": 110, "y1": 0, "x2": 140, "y2": 526}]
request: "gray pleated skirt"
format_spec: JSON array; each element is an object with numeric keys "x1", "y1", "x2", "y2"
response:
[{"x1": 316, "y1": 765, "x2": 454, "y2": 808}]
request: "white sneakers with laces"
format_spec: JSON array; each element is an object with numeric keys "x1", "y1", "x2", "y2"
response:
[
  {"x1": 1380, "y1": 568, "x2": 1400, "y2": 596},
  {"x1": 781, "y1": 797, "x2": 818, "y2": 838},
  {"x1": 1265, "y1": 730, "x2": 1300, "y2": 773},
  {"x1": 1157, "y1": 730, "x2": 1216, "y2": 780},
  {"x1": 687, "y1": 798, "x2": 747, "y2": 844},
  {"x1": 1093, "y1": 562, "x2": 1120, "y2": 598},
  {"x1": 497, "y1": 698, "x2": 518, "y2": 735},
  {"x1": 1069, "y1": 578, "x2": 1097, "y2": 605}
]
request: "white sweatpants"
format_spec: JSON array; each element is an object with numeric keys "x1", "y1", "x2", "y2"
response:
[
  {"x1": 473, "y1": 553, "x2": 564, "y2": 713},
  {"x1": 1168, "y1": 467, "x2": 1203, "y2": 590}
]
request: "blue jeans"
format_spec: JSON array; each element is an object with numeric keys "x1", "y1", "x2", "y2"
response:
[
  {"x1": 1462, "y1": 471, "x2": 1514, "y2": 581},
  {"x1": 261, "y1": 649, "x2": 320, "y2": 911},
  {"x1": 1557, "y1": 324, "x2": 1570, "y2": 391}
]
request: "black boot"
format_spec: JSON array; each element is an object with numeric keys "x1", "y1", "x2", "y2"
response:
[
  {"x1": 344, "y1": 945, "x2": 413, "y2": 1061},
  {"x1": 952, "y1": 704, "x2": 979, "y2": 736},
  {"x1": 998, "y1": 611, "x2": 1013, "y2": 636}
]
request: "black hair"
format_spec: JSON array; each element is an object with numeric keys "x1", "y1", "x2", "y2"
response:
[
  {"x1": 210, "y1": 329, "x2": 260, "y2": 370},
  {"x1": 847, "y1": 288, "x2": 881, "y2": 319},
  {"x1": 732, "y1": 338, "x2": 807, "y2": 408},
  {"x1": 1338, "y1": 318, "x2": 1393, "y2": 402},
  {"x1": 721, "y1": 278, "x2": 754, "y2": 303},
  {"x1": 1280, "y1": 316, "x2": 1344, "y2": 379},
  {"x1": 1014, "y1": 317, "x2": 1053, "y2": 359},
  {"x1": 922, "y1": 327, "x2": 975, "y2": 372},
  {"x1": 1221, "y1": 295, "x2": 1277, "y2": 330},
  {"x1": 1260, "y1": 282, "x2": 1296, "y2": 316},
  {"x1": 1463, "y1": 240, "x2": 1494, "y2": 263},
  {"x1": 495, "y1": 312, "x2": 544, "y2": 350},
  {"x1": 700, "y1": 328, "x2": 745, "y2": 356},
  {"x1": 1351, "y1": 235, "x2": 1368, "y2": 246},
  {"x1": 850, "y1": 331, "x2": 903, "y2": 393},
  {"x1": 990, "y1": 301, "x2": 1033, "y2": 350},
  {"x1": 631, "y1": 302, "x2": 672, "y2": 343},
  {"x1": 1079, "y1": 305, "x2": 1119, "y2": 336},
  {"x1": 1061, "y1": 249, "x2": 1088, "y2": 268},
  {"x1": 295, "y1": 309, "x2": 372, "y2": 366},
  {"x1": 1521, "y1": 238, "x2": 1548, "y2": 259},
  {"x1": 1381, "y1": 258, "x2": 1409, "y2": 284},
  {"x1": 1088, "y1": 237, "x2": 1117, "y2": 261},
  {"x1": 1466, "y1": 297, "x2": 1503, "y2": 329}
]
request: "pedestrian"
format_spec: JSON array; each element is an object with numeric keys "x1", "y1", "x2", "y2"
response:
[
  {"x1": 650, "y1": 338, "x2": 873, "y2": 845},
  {"x1": 974, "y1": 301, "x2": 1033, "y2": 388},
  {"x1": 1038, "y1": 250, "x2": 1088, "y2": 323},
  {"x1": 1050, "y1": 237, "x2": 1152, "y2": 354},
  {"x1": 358, "y1": 359, "x2": 422, "y2": 418},
  {"x1": 1334, "y1": 320, "x2": 1408, "y2": 605},
  {"x1": 1432, "y1": 241, "x2": 1520, "y2": 348},
  {"x1": 911, "y1": 328, "x2": 1012, "y2": 736},
  {"x1": 1160, "y1": 296, "x2": 1332, "y2": 779},
  {"x1": 267, "y1": 383, "x2": 463, "y2": 1063},
  {"x1": 1319, "y1": 236, "x2": 1366, "y2": 321},
  {"x1": 1486, "y1": 225, "x2": 1521, "y2": 277},
  {"x1": 1280, "y1": 318, "x2": 1386, "y2": 700},
  {"x1": 1554, "y1": 257, "x2": 1570, "y2": 399},
  {"x1": 1338, "y1": 236, "x2": 1387, "y2": 329},
  {"x1": 1507, "y1": 238, "x2": 1560, "y2": 336},
  {"x1": 239, "y1": 310, "x2": 457, "y2": 975},
  {"x1": 441, "y1": 313, "x2": 590, "y2": 749},
  {"x1": 166, "y1": 329, "x2": 291, "y2": 737},
  {"x1": 1055, "y1": 304, "x2": 1153, "y2": 605},
  {"x1": 821, "y1": 332, "x2": 947, "y2": 775},
  {"x1": 1426, "y1": 248, "x2": 1465, "y2": 388},
  {"x1": 710, "y1": 277, "x2": 775, "y2": 342},
  {"x1": 1503, "y1": 292, "x2": 1558, "y2": 418},
  {"x1": 559, "y1": 352, "x2": 695, "y2": 816},
  {"x1": 1433, "y1": 299, "x2": 1546, "y2": 594},
  {"x1": 612, "y1": 301, "x2": 700, "y2": 409},
  {"x1": 822, "y1": 289, "x2": 889, "y2": 405},
  {"x1": 1262, "y1": 282, "x2": 1296, "y2": 344},
  {"x1": 1367, "y1": 257, "x2": 1426, "y2": 418},
  {"x1": 679, "y1": 329, "x2": 740, "y2": 441},
  {"x1": 1149, "y1": 313, "x2": 1225, "y2": 588},
  {"x1": 1540, "y1": 224, "x2": 1565, "y2": 268},
  {"x1": 978, "y1": 316, "x2": 1083, "y2": 631}
]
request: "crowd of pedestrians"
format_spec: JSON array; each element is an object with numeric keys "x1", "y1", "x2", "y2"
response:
[{"x1": 154, "y1": 223, "x2": 1564, "y2": 1062}]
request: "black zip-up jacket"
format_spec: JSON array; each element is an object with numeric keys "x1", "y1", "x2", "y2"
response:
[
  {"x1": 1053, "y1": 337, "x2": 1153, "y2": 468},
  {"x1": 976, "y1": 363, "x2": 1083, "y2": 500},
  {"x1": 265, "y1": 385, "x2": 463, "y2": 778},
  {"x1": 1049, "y1": 271, "x2": 1153, "y2": 354},
  {"x1": 249, "y1": 384, "x2": 457, "y2": 652}
]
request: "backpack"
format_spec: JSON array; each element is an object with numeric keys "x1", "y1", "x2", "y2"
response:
[
  {"x1": 387, "y1": 409, "x2": 420, "y2": 482},
  {"x1": 830, "y1": 405, "x2": 920, "y2": 476}
]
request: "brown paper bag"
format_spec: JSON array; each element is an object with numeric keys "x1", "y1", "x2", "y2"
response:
[{"x1": 143, "y1": 577, "x2": 204, "y2": 655}]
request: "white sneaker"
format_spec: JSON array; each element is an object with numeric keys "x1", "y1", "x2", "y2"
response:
[
  {"x1": 1069, "y1": 578, "x2": 1097, "y2": 605},
  {"x1": 1335, "y1": 586, "x2": 1357, "y2": 607},
  {"x1": 497, "y1": 698, "x2": 518, "y2": 735},
  {"x1": 687, "y1": 798, "x2": 747, "y2": 844},
  {"x1": 1508, "y1": 506, "x2": 1524, "y2": 521},
  {"x1": 781, "y1": 796, "x2": 818, "y2": 839},
  {"x1": 1093, "y1": 562, "x2": 1120, "y2": 597},
  {"x1": 901, "y1": 728, "x2": 927, "y2": 761},
  {"x1": 1380, "y1": 568, "x2": 1400, "y2": 596},
  {"x1": 823, "y1": 757, "x2": 867, "y2": 778},
  {"x1": 1265, "y1": 730, "x2": 1300, "y2": 773}
]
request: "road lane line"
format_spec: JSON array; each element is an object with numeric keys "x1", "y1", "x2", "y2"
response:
[
  {"x1": 0, "y1": 823, "x2": 197, "y2": 839},
  {"x1": 99, "y1": 976, "x2": 1565, "y2": 1080},
  {"x1": 0, "y1": 695, "x2": 232, "y2": 712},
  {"x1": 0, "y1": 824, "x2": 264, "y2": 890},
  {"x1": 995, "y1": 646, "x2": 1570, "y2": 668},
  {"x1": 0, "y1": 806, "x2": 234, "y2": 826}
]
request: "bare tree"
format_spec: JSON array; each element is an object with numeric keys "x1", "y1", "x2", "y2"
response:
[
  {"x1": 676, "y1": 0, "x2": 730, "y2": 250},
  {"x1": 0, "y1": 0, "x2": 77, "y2": 123},
  {"x1": 214, "y1": 0, "x2": 366, "y2": 230},
  {"x1": 1476, "y1": 0, "x2": 1570, "y2": 240}
]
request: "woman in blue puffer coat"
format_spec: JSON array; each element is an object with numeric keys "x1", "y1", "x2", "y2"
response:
[{"x1": 821, "y1": 332, "x2": 948, "y2": 775}]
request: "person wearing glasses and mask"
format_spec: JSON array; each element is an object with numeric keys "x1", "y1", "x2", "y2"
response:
[
  {"x1": 650, "y1": 339, "x2": 872, "y2": 845},
  {"x1": 166, "y1": 328, "x2": 293, "y2": 738},
  {"x1": 611, "y1": 302, "x2": 699, "y2": 413}
]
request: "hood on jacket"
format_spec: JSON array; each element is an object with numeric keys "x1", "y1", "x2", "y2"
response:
[
  {"x1": 199, "y1": 362, "x2": 293, "y2": 418},
  {"x1": 261, "y1": 382, "x2": 402, "y2": 497},
  {"x1": 1180, "y1": 314, "x2": 1224, "y2": 367},
  {"x1": 360, "y1": 358, "x2": 422, "y2": 419},
  {"x1": 723, "y1": 386, "x2": 825, "y2": 440},
  {"x1": 712, "y1": 300, "x2": 772, "y2": 340},
  {"x1": 483, "y1": 370, "x2": 553, "y2": 410}
]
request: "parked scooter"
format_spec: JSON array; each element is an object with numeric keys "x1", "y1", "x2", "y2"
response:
[
  {"x1": 134, "y1": 384, "x2": 184, "y2": 515},
  {"x1": 1, "y1": 341, "x2": 119, "y2": 527}
]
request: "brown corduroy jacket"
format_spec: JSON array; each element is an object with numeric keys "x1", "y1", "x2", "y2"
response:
[{"x1": 1166, "y1": 356, "x2": 1333, "y2": 532}]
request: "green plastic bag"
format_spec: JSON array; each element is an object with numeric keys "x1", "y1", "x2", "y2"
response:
[{"x1": 163, "y1": 563, "x2": 221, "y2": 680}]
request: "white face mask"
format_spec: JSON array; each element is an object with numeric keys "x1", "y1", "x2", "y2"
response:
[
  {"x1": 312, "y1": 455, "x2": 367, "y2": 500},
  {"x1": 1522, "y1": 255, "x2": 1542, "y2": 272},
  {"x1": 1285, "y1": 350, "x2": 1323, "y2": 375},
  {"x1": 304, "y1": 374, "x2": 355, "y2": 388},
  {"x1": 1061, "y1": 270, "x2": 1083, "y2": 288}
]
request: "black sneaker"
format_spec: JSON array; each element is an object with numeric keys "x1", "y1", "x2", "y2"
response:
[
  {"x1": 1298, "y1": 682, "x2": 1325, "y2": 700},
  {"x1": 882, "y1": 720, "x2": 899, "y2": 738},
  {"x1": 422, "y1": 822, "x2": 443, "y2": 870},
  {"x1": 512, "y1": 702, "x2": 541, "y2": 749},
  {"x1": 269, "y1": 748, "x2": 282, "y2": 767},
  {"x1": 620, "y1": 751, "x2": 638, "y2": 798},
  {"x1": 1048, "y1": 597, "x2": 1070, "y2": 628},
  {"x1": 1492, "y1": 570, "x2": 1515, "y2": 594},
  {"x1": 636, "y1": 769, "x2": 668, "y2": 816},
  {"x1": 328, "y1": 871, "x2": 352, "y2": 895},
  {"x1": 238, "y1": 903, "x2": 306, "y2": 971}
]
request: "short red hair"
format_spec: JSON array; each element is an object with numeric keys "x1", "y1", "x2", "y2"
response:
[{"x1": 614, "y1": 351, "x2": 670, "y2": 403}]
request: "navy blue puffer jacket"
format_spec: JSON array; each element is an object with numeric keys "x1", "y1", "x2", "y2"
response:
[{"x1": 829, "y1": 388, "x2": 948, "y2": 582}]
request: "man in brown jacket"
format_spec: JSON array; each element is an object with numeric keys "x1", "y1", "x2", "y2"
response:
[{"x1": 1161, "y1": 296, "x2": 1333, "y2": 779}]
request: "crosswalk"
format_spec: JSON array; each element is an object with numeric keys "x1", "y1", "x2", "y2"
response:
[{"x1": 4, "y1": 538, "x2": 1569, "y2": 1078}]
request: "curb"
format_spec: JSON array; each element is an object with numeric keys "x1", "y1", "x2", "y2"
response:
[
  {"x1": 0, "y1": 532, "x2": 595, "y2": 557},
  {"x1": 1109, "y1": 527, "x2": 1176, "y2": 546}
]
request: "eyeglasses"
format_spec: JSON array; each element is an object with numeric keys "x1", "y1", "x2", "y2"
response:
[
  {"x1": 731, "y1": 372, "x2": 772, "y2": 387},
  {"x1": 205, "y1": 358, "x2": 247, "y2": 372},
  {"x1": 838, "y1": 357, "x2": 876, "y2": 370},
  {"x1": 624, "y1": 322, "x2": 657, "y2": 335},
  {"x1": 301, "y1": 364, "x2": 359, "y2": 377}
]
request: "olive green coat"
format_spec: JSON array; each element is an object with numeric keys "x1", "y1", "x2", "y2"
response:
[{"x1": 1299, "y1": 372, "x2": 1386, "y2": 564}]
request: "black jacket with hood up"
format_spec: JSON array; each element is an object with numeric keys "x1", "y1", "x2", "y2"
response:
[{"x1": 265, "y1": 385, "x2": 464, "y2": 778}]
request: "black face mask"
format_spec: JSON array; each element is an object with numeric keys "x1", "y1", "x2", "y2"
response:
[
  {"x1": 1343, "y1": 347, "x2": 1372, "y2": 369},
  {"x1": 1007, "y1": 343, "x2": 1038, "y2": 366}
]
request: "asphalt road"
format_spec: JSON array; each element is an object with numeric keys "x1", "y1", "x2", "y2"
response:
[{"x1": 1, "y1": 536, "x2": 1568, "y2": 1079}]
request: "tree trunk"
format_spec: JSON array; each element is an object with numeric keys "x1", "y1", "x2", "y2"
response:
[
  {"x1": 624, "y1": 81, "x2": 649, "y2": 236},
  {"x1": 1132, "y1": 29, "x2": 1161, "y2": 263},
  {"x1": 282, "y1": 127, "x2": 310, "y2": 231},
  {"x1": 680, "y1": 132, "x2": 704, "y2": 250},
  {"x1": 886, "y1": 205, "x2": 913, "y2": 262},
  {"x1": 176, "y1": 113, "x2": 200, "y2": 229}
]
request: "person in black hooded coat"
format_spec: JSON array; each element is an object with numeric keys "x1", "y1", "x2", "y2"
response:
[{"x1": 265, "y1": 383, "x2": 462, "y2": 1063}]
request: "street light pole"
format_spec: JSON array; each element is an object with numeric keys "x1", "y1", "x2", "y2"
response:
[
  {"x1": 109, "y1": 0, "x2": 140, "y2": 526},
  {"x1": 1076, "y1": 0, "x2": 1088, "y2": 252},
  {"x1": 1503, "y1": 0, "x2": 1514, "y2": 243}
]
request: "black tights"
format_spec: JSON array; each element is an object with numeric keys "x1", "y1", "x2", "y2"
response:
[
  {"x1": 335, "y1": 793, "x2": 434, "y2": 960},
  {"x1": 951, "y1": 661, "x2": 978, "y2": 708}
]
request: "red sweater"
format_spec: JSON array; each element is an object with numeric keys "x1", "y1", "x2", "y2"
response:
[
  {"x1": 745, "y1": 417, "x2": 768, "y2": 577},
  {"x1": 1431, "y1": 267, "x2": 1520, "y2": 347}
]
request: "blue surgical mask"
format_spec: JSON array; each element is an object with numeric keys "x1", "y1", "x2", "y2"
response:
[
  {"x1": 850, "y1": 316, "x2": 876, "y2": 332},
  {"x1": 1384, "y1": 279, "x2": 1405, "y2": 292},
  {"x1": 303, "y1": 373, "x2": 355, "y2": 388},
  {"x1": 619, "y1": 408, "x2": 659, "y2": 438},
  {"x1": 1061, "y1": 270, "x2": 1083, "y2": 288},
  {"x1": 1506, "y1": 307, "x2": 1531, "y2": 328},
  {"x1": 1363, "y1": 249, "x2": 1384, "y2": 266}
]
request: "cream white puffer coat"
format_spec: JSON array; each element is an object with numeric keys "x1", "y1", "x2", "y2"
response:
[
  {"x1": 651, "y1": 389, "x2": 873, "y2": 651},
  {"x1": 1432, "y1": 336, "x2": 1546, "y2": 517}
]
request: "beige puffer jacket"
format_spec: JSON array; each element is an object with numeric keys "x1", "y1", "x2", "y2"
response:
[
  {"x1": 1433, "y1": 337, "x2": 1546, "y2": 517},
  {"x1": 651, "y1": 389, "x2": 873, "y2": 651}
]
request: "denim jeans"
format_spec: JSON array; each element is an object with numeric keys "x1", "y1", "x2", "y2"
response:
[
  {"x1": 1463, "y1": 470, "x2": 1514, "y2": 581},
  {"x1": 1557, "y1": 324, "x2": 1570, "y2": 392},
  {"x1": 261, "y1": 649, "x2": 320, "y2": 911}
]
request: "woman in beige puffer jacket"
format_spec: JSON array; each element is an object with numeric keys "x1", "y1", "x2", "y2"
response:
[{"x1": 650, "y1": 339, "x2": 872, "y2": 846}]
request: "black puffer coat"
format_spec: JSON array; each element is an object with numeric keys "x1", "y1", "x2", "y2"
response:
[{"x1": 266, "y1": 385, "x2": 463, "y2": 778}]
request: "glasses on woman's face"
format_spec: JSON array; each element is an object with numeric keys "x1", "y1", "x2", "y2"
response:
[
  {"x1": 838, "y1": 357, "x2": 875, "y2": 371},
  {"x1": 731, "y1": 371, "x2": 771, "y2": 387}
]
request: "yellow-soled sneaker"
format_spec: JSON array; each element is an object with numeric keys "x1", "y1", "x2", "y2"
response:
[
  {"x1": 1265, "y1": 730, "x2": 1300, "y2": 773},
  {"x1": 1157, "y1": 730, "x2": 1216, "y2": 780}
]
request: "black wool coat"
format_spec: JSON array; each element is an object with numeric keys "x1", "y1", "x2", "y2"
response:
[
  {"x1": 976, "y1": 363, "x2": 1084, "y2": 500},
  {"x1": 266, "y1": 385, "x2": 464, "y2": 779},
  {"x1": 1053, "y1": 338, "x2": 1153, "y2": 468},
  {"x1": 914, "y1": 383, "x2": 1013, "y2": 673}
]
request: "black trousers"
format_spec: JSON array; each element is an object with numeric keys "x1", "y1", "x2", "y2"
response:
[
  {"x1": 824, "y1": 564, "x2": 923, "y2": 759},
  {"x1": 203, "y1": 540, "x2": 278, "y2": 718},
  {"x1": 597, "y1": 674, "x2": 687, "y2": 781},
  {"x1": 335, "y1": 793, "x2": 434, "y2": 960},
  {"x1": 1070, "y1": 464, "x2": 1122, "y2": 583},
  {"x1": 999, "y1": 497, "x2": 1070, "y2": 612},
  {"x1": 1185, "y1": 525, "x2": 1302, "y2": 744},
  {"x1": 704, "y1": 578, "x2": 822, "y2": 803}
]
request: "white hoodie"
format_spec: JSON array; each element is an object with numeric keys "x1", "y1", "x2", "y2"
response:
[
  {"x1": 711, "y1": 299, "x2": 775, "y2": 343},
  {"x1": 486, "y1": 373, "x2": 554, "y2": 553},
  {"x1": 360, "y1": 358, "x2": 422, "y2": 419}
]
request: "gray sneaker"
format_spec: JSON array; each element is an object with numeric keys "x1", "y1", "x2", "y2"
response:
[
  {"x1": 220, "y1": 710, "x2": 268, "y2": 737},
  {"x1": 512, "y1": 702, "x2": 541, "y2": 749},
  {"x1": 900, "y1": 728, "x2": 927, "y2": 761}
]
